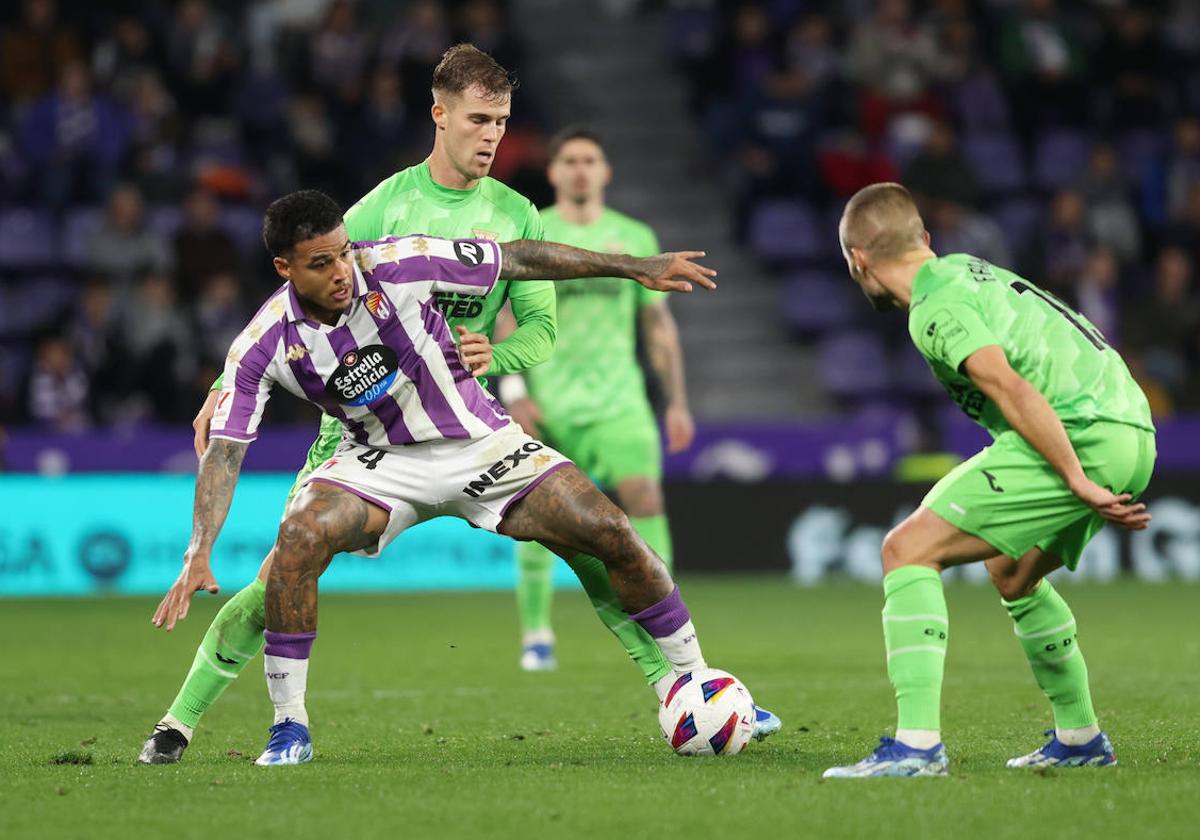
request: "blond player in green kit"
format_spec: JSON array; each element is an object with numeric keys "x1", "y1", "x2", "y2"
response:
[
  {"x1": 499, "y1": 128, "x2": 782, "y2": 735},
  {"x1": 823, "y1": 183, "x2": 1156, "y2": 778},
  {"x1": 136, "y1": 45, "x2": 550, "y2": 764}
]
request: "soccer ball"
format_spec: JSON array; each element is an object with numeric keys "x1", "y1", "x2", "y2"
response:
[{"x1": 658, "y1": 668, "x2": 755, "y2": 756}]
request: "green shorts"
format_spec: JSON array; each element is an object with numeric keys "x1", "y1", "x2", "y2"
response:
[
  {"x1": 285, "y1": 413, "x2": 344, "y2": 506},
  {"x1": 540, "y1": 405, "x2": 662, "y2": 488},
  {"x1": 923, "y1": 421, "x2": 1156, "y2": 570}
]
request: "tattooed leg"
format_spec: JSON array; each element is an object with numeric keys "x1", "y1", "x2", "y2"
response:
[
  {"x1": 498, "y1": 466, "x2": 674, "y2": 613},
  {"x1": 265, "y1": 483, "x2": 389, "y2": 633}
]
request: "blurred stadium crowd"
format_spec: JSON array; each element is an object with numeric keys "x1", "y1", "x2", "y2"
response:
[
  {"x1": 670, "y1": 0, "x2": 1200, "y2": 416},
  {"x1": 2, "y1": 0, "x2": 1199, "y2": 435}
]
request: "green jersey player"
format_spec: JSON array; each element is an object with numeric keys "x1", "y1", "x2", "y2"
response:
[
  {"x1": 504, "y1": 128, "x2": 780, "y2": 733},
  {"x1": 502, "y1": 130, "x2": 689, "y2": 668},
  {"x1": 824, "y1": 183, "x2": 1155, "y2": 779}
]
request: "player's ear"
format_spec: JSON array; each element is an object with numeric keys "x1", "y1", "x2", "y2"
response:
[
  {"x1": 431, "y1": 99, "x2": 447, "y2": 130},
  {"x1": 921, "y1": 229, "x2": 931, "y2": 247},
  {"x1": 602, "y1": 162, "x2": 613, "y2": 188},
  {"x1": 273, "y1": 256, "x2": 291, "y2": 281}
]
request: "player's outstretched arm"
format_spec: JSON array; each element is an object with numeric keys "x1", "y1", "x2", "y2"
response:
[
  {"x1": 152, "y1": 438, "x2": 250, "y2": 630},
  {"x1": 963, "y1": 345, "x2": 1150, "y2": 530},
  {"x1": 498, "y1": 240, "x2": 717, "y2": 293}
]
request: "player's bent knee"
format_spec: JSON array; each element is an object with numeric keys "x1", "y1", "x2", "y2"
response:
[
  {"x1": 274, "y1": 515, "x2": 324, "y2": 568},
  {"x1": 880, "y1": 524, "x2": 923, "y2": 574}
]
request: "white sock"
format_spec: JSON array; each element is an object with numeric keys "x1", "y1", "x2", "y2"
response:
[
  {"x1": 1057, "y1": 724, "x2": 1101, "y2": 746},
  {"x1": 522, "y1": 629, "x2": 554, "y2": 647},
  {"x1": 895, "y1": 728, "x2": 941, "y2": 749},
  {"x1": 159, "y1": 713, "x2": 194, "y2": 742},
  {"x1": 653, "y1": 620, "x2": 706, "y2": 673},
  {"x1": 264, "y1": 654, "x2": 310, "y2": 727},
  {"x1": 653, "y1": 673, "x2": 675, "y2": 701}
]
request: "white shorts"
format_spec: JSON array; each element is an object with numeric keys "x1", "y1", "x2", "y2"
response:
[{"x1": 301, "y1": 422, "x2": 571, "y2": 557}]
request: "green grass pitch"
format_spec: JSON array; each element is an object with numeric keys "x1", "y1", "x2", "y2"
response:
[{"x1": 1, "y1": 578, "x2": 1197, "y2": 839}]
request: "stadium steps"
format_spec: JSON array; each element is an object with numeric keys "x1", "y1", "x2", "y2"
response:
[{"x1": 513, "y1": 0, "x2": 832, "y2": 420}]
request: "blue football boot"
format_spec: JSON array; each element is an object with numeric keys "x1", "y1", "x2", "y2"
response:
[
  {"x1": 1007, "y1": 730, "x2": 1116, "y2": 768},
  {"x1": 254, "y1": 720, "x2": 313, "y2": 766},
  {"x1": 823, "y1": 736, "x2": 949, "y2": 778},
  {"x1": 751, "y1": 705, "x2": 782, "y2": 740}
]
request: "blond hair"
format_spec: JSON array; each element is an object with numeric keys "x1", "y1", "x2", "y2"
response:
[{"x1": 839, "y1": 182, "x2": 926, "y2": 261}]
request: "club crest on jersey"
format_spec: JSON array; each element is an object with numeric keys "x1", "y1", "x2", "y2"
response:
[
  {"x1": 471, "y1": 228, "x2": 498, "y2": 241},
  {"x1": 325, "y1": 344, "x2": 400, "y2": 407},
  {"x1": 365, "y1": 291, "x2": 391, "y2": 319}
]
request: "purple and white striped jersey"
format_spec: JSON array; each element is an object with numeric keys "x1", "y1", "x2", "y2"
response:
[{"x1": 209, "y1": 235, "x2": 511, "y2": 447}]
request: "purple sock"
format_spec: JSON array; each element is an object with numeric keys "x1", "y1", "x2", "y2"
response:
[
  {"x1": 264, "y1": 630, "x2": 317, "y2": 659},
  {"x1": 630, "y1": 587, "x2": 690, "y2": 638}
]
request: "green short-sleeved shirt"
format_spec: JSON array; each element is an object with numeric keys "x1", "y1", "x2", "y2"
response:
[
  {"x1": 527, "y1": 206, "x2": 664, "y2": 427},
  {"x1": 909, "y1": 254, "x2": 1154, "y2": 436}
]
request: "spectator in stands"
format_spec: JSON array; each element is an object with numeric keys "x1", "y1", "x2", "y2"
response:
[
  {"x1": 122, "y1": 271, "x2": 194, "y2": 422},
  {"x1": 845, "y1": 0, "x2": 944, "y2": 138},
  {"x1": 380, "y1": 0, "x2": 452, "y2": 107},
  {"x1": 1164, "y1": 180, "x2": 1200, "y2": 257},
  {"x1": 1166, "y1": 118, "x2": 1200, "y2": 223},
  {"x1": 18, "y1": 60, "x2": 130, "y2": 209},
  {"x1": 1023, "y1": 189, "x2": 1092, "y2": 296},
  {"x1": 927, "y1": 199, "x2": 1010, "y2": 267},
  {"x1": 1074, "y1": 247, "x2": 1121, "y2": 345},
  {"x1": 996, "y1": 0, "x2": 1089, "y2": 138},
  {"x1": 69, "y1": 279, "x2": 128, "y2": 422},
  {"x1": 1094, "y1": 5, "x2": 1167, "y2": 130},
  {"x1": 351, "y1": 66, "x2": 413, "y2": 195},
  {"x1": 84, "y1": 184, "x2": 173, "y2": 288},
  {"x1": 91, "y1": 16, "x2": 157, "y2": 105},
  {"x1": 904, "y1": 120, "x2": 980, "y2": 208},
  {"x1": 457, "y1": 0, "x2": 523, "y2": 79},
  {"x1": 0, "y1": 0, "x2": 84, "y2": 109},
  {"x1": 126, "y1": 71, "x2": 184, "y2": 203},
  {"x1": 310, "y1": 0, "x2": 370, "y2": 103},
  {"x1": 1123, "y1": 247, "x2": 1199, "y2": 402},
  {"x1": 1073, "y1": 143, "x2": 1141, "y2": 263},
  {"x1": 28, "y1": 334, "x2": 90, "y2": 431},
  {"x1": 163, "y1": 0, "x2": 240, "y2": 118},
  {"x1": 193, "y1": 271, "x2": 247, "y2": 370},
  {"x1": 785, "y1": 15, "x2": 841, "y2": 95},
  {"x1": 173, "y1": 188, "x2": 238, "y2": 300}
]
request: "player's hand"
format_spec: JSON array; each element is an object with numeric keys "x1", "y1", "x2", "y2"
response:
[
  {"x1": 664, "y1": 403, "x2": 695, "y2": 453},
  {"x1": 152, "y1": 554, "x2": 220, "y2": 632},
  {"x1": 455, "y1": 325, "x2": 493, "y2": 377},
  {"x1": 193, "y1": 390, "x2": 219, "y2": 458},
  {"x1": 507, "y1": 397, "x2": 543, "y2": 438},
  {"x1": 1069, "y1": 476, "x2": 1151, "y2": 530},
  {"x1": 631, "y1": 252, "x2": 717, "y2": 293}
]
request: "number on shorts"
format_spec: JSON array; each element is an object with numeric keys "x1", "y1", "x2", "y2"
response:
[
  {"x1": 356, "y1": 449, "x2": 385, "y2": 471},
  {"x1": 1010, "y1": 281, "x2": 1108, "y2": 351}
]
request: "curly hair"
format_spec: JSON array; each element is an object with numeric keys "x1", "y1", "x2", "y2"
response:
[{"x1": 262, "y1": 190, "x2": 343, "y2": 257}]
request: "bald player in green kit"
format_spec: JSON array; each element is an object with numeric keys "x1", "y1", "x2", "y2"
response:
[
  {"x1": 498, "y1": 127, "x2": 782, "y2": 735},
  {"x1": 823, "y1": 183, "x2": 1156, "y2": 778}
]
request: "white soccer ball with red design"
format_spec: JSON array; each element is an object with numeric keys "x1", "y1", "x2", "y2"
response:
[{"x1": 658, "y1": 668, "x2": 755, "y2": 756}]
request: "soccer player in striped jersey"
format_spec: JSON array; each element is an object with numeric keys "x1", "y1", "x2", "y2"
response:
[
  {"x1": 823, "y1": 183, "x2": 1155, "y2": 778},
  {"x1": 156, "y1": 189, "x2": 726, "y2": 765}
]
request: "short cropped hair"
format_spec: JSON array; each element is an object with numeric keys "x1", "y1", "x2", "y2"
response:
[
  {"x1": 431, "y1": 43, "x2": 517, "y2": 102},
  {"x1": 839, "y1": 182, "x2": 926, "y2": 262},
  {"x1": 262, "y1": 190, "x2": 344, "y2": 258},
  {"x1": 547, "y1": 125, "x2": 605, "y2": 161}
]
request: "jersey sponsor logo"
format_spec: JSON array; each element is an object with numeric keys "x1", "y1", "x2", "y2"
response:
[
  {"x1": 966, "y1": 258, "x2": 996, "y2": 282},
  {"x1": 922, "y1": 310, "x2": 970, "y2": 363},
  {"x1": 285, "y1": 343, "x2": 308, "y2": 362},
  {"x1": 461, "y1": 441, "x2": 545, "y2": 497},
  {"x1": 325, "y1": 344, "x2": 400, "y2": 406},
  {"x1": 454, "y1": 240, "x2": 486, "y2": 267},
  {"x1": 433, "y1": 292, "x2": 484, "y2": 319},
  {"x1": 365, "y1": 291, "x2": 391, "y2": 319},
  {"x1": 471, "y1": 228, "x2": 499, "y2": 241},
  {"x1": 213, "y1": 389, "x2": 236, "y2": 424}
]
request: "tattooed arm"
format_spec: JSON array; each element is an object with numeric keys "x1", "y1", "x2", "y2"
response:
[
  {"x1": 498, "y1": 240, "x2": 718, "y2": 293},
  {"x1": 152, "y1": 438, "x2": 249, "y2": 630}
]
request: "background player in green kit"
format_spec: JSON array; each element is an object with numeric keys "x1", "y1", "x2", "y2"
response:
[
  {"x1": 136, "y1": 44, "x2": 555, "y2": 763},
  {"x1": 823, "y1": 183, "x2": 1156, "y2": 779},
  {"x1": 498, "y1": 127, "x2": 782, "y2": 736}
]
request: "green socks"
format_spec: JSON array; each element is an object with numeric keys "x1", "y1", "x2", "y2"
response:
[
  {"x1": 882, "y1": 565, "x2": 949, "y2": 732},
  {"x1": 1003, "y1": 581, "x2": 1097, "y2": 730},
  {"x1": 166, "y1": 578, "x2": 267, "y2": 730},
  {"x1": 516, "y1": 541, "x2": 556, "y2": 637},
  {"x1": 563, "y1": 552, "x2": 672, "y2": 685}
]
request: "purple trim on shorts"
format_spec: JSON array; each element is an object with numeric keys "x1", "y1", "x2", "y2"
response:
[
  {"x1": 499, "y1": 461, "x2": 570, "y2": 519},
  {"x1": 630, "y1": 586, "x2": 690, "y2": 639},
  {"x1": 263, "y1": 629, "x2": 316, "y2": 660},
  {"x1": 306, "y1": 477, "x2": 393, "y2": 513}
]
